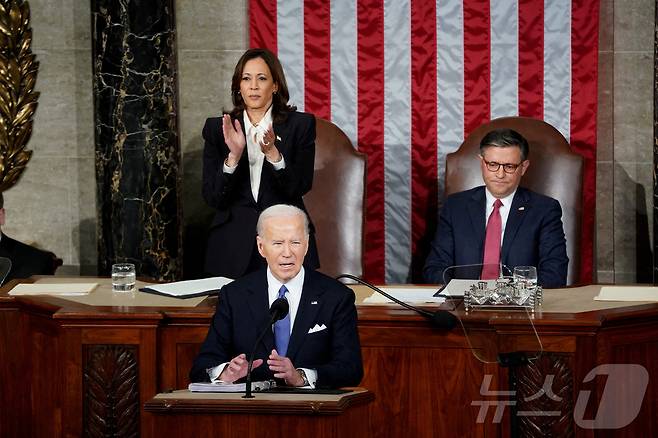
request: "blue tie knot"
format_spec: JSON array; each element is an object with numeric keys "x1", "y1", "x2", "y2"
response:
[{"x1": 278, "y1": 285, "x2": 288, "y2": 299}]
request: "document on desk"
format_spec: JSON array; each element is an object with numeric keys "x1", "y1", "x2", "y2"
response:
[
  {"x1": 435, "y1": 279, "x2": 488, "y2": 298},
  {"x1": 9, "y1": 283, "x2": 99, "y2": 296},
  {"x1": 188, "y1": 380, "x2": 273, "y2": 392},
  {"x1": 363, "y1": 287, "x2": 445, "y2": 304},
  {"x1": 594, "y1": 286, "x2": 658, "y2": 302},
  {"x1": 140, "y1": 277, "x2": 233, "y2": 298}
]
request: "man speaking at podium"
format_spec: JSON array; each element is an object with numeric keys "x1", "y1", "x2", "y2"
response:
[
  {"x1": 190, "y1": 204, "x2": 363, "y2": 388},
  {"x1": 423, "y1": 128, "x2": 568, "y2": 288}
]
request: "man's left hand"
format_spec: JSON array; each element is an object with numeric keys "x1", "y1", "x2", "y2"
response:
[{"x1": 267, "y1": 349, "x2": 305, "y2": 386}]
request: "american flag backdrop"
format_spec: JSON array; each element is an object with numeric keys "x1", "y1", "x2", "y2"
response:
[{"x1": 249, "y1": 0, "x2": 599, "y2": 284}]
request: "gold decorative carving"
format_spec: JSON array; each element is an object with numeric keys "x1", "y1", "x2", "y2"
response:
[{"x1": 0, "y1": 0, "x2": 37, "y2": 192}]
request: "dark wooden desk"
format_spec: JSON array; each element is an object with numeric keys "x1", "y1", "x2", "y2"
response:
[
  {"x1": 1, "y1": 279, "x2": 657, "y2": 437},
  {"x1": 143, "y1": 388, "x2": 373, "y2": 437}
]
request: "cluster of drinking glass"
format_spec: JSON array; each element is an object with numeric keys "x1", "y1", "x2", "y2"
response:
[{"x1": 464, "y1": 266, "x2": 542, "y2": 312}]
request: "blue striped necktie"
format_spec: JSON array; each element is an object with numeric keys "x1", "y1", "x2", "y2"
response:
[{"x1": 274, "y1": 285, "x2": 290, "y2": 356}]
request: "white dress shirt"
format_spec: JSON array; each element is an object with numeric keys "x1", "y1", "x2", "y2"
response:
[{"x1": 222, "y1": 106, "x2": 285, "y2": 202}]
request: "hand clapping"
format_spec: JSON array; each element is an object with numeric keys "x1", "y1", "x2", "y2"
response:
[
  {"x1": 218, "y1": 353, "x2": 263, "y2": 383},
  {"x1": 267, "y1": 349, "x2": 304, "y2": 386},
  {"x1": 222, "y1": 114, "x2": 246, "y2": 167},
  {"x1": 259, "y1": 124, "x2": 282, "y2": 163}
]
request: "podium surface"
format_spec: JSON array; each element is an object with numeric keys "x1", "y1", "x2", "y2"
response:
[{"x1": 144, "y1": 388, "x2": 373, "y2": 437}]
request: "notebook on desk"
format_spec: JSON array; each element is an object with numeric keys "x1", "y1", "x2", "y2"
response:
[{"x1": 9, "y1": 283, "x2": 99, "y2": 296}]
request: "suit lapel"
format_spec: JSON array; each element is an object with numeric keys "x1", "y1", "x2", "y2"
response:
[
  {"x1": 286, "y1": 271, "x2": 324, "y2": 361},
  {"x1": 244, "y1": 270, "x2": 276, "y2": 353},
  {"x1": 468, "y1": 187, "x2": 487, "y2": 257},
  {"x1": 501, "y1": 188, "x2": 530, "y2": 263}
]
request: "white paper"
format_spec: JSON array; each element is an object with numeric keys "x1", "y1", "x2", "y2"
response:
[
  {"x1": 188, "y1": 380, "x2": 273, "y2": 393},
  {"x1": 141, "y1": 277, "x2": 233, "y2": 297},
  {"x1": 594, "y1": 286, "x2": 658, "y2": 302},
  {"x1": 9, "y1": 283, "x2": 99, "y2": 296},
  {"x1": 437, "y1": 279, "x2": 497, "y2": 298},
  {"x1": 363, "y1": 287, "x2": 445, "y2": 304}
]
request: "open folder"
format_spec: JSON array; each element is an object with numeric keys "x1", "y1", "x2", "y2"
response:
[{"x1": 140, "y1": 277, "x2": 233, "y2": 299}]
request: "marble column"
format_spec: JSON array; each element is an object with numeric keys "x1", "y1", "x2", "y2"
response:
[
  {"x1": 654, "y1": 0, "x2": 658, "y2": 284},
  {"x1": 92, "y1": 0, "x2": 182, "y2": 280}
]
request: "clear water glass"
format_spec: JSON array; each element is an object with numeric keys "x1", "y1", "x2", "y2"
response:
[
  {"x1": 112, "y1": 263, "x2": 136, "y2": 293},
  {"x1": 512, "y1": 266, "x2": 537, "y2": 305}
]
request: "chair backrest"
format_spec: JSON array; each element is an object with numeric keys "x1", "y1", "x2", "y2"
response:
[
  {"x1": 304, "y1": 118, "x2": 366, "y2": 279},
  {"x1": 445, "y1": 116, "x2": 583, "y2": 285}
]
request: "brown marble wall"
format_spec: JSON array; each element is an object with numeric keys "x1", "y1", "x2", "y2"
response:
[{"x1": 92, "y1": 0, "x2": 181, "y2": 280}]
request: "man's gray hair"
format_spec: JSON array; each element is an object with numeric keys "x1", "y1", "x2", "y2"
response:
[{"x1": 257, "y1": 204, "x2": 309, "y2": 236}]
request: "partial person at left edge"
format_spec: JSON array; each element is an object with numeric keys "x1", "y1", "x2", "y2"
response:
[
  {"x1": 202, "y1": 47, "x2": 320, "y2": 279},
  {"x1": 190, "y1": 204, "x2": 363, "y2": 389},
  {"x1": 0, "y1": 192, "x2": 58, "y2": 283}
]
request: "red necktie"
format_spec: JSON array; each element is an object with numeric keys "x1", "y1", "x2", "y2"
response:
[{"x1": 481, "y1": 199, "x2": 503, "y2": 279}]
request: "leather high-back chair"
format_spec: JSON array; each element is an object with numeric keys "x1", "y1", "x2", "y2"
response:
[
  {"x1": 304, "y1": 118, "x2": 366, "y2": 278},
  {"x1": 445, "y1": 117, "x2": 583, "y2": 285}
]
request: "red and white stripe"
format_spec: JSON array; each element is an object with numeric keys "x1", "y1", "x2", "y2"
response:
[{"x1": 250, "y1": 0, "x2": 599, "y2": 284}]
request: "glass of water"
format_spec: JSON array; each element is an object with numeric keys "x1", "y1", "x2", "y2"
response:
[
  {"x1": 512, "y1": 266, "x2": 537, "y2": 305},
  {"x1": 112, "y1": 263, "x2": 136, "y2": 293}
]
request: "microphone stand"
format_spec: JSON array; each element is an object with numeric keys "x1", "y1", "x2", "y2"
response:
[
  {"x1": 243, "y1": 315, "x2": 275, "y2": 399},
  {"x1": 243, "y1": 298, "x2": 289, "y2": 398}
]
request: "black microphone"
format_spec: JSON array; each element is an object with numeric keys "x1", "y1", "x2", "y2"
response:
[
  {"x1": 336, "y1": 274, "x2": 458, "y2": 330},
  {"x1": 244, "y1": 297, "x2": 289, "y2": 398}
]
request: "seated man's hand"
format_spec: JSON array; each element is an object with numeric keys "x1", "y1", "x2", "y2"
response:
[
  {"x1": 219, "y1": 353, "x2": 263, "y2": 383},
  {"x1": 267, "y1": 349, "x2": 305, "y2": 386}
]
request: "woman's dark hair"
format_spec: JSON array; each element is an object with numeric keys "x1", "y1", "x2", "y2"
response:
[{"x1": 229, "y1": 48, "x2": 296, "y2": 123}]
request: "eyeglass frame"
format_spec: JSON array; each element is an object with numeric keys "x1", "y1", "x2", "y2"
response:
[{"x1": 479, "y1": 155, "x2": 526, "y2": 174}]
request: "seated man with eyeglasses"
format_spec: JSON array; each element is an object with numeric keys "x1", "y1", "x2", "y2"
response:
[{"x1": 423, "y1": 128, "x2": 568, "y2": 288}]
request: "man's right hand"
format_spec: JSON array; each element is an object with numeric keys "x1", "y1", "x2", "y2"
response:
[{"x1": 218, "y1": 353, "x2": 263, "y2": 383}]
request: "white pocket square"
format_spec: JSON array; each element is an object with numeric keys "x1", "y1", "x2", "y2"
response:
[{"x1": 308, "y1": 323, "x2": 327, "y2": 334}]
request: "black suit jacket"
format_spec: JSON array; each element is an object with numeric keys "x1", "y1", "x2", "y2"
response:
[
  {"x1": 189, "y1": 269, "x2": 363, "y2": 388},
  {"x1": 0, "y1": 233, "x2": 54, "y2": 283},
  {"x1": 202, "y1": 111, "x2": 320, "y2": 278},
  {"x1": 423, "y1": 186, "x2": 568, "y2": 288}
]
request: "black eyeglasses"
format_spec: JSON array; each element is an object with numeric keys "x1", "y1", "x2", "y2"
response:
[{"x1": 481, "y1": 156, "x2": 524, "y2": 174}]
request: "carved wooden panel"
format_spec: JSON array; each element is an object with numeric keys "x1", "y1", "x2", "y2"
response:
[
  {"x1": 83, "y1": 345, "x2": 139, "y2": 438},
  {"x1": 514, "y1": 353, "x2": 574, "y2": 437}
]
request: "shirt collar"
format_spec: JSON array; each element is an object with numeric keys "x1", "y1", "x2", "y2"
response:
[
  {"x1": 243, "y1": 105, "x2": 273, "y2": 134},
  {"x1": 266, "y1": 266, "x2": 305, "y2": 302},
  {"x1": 485, "y1": 187, "x2": 517, "y2": 209}
]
